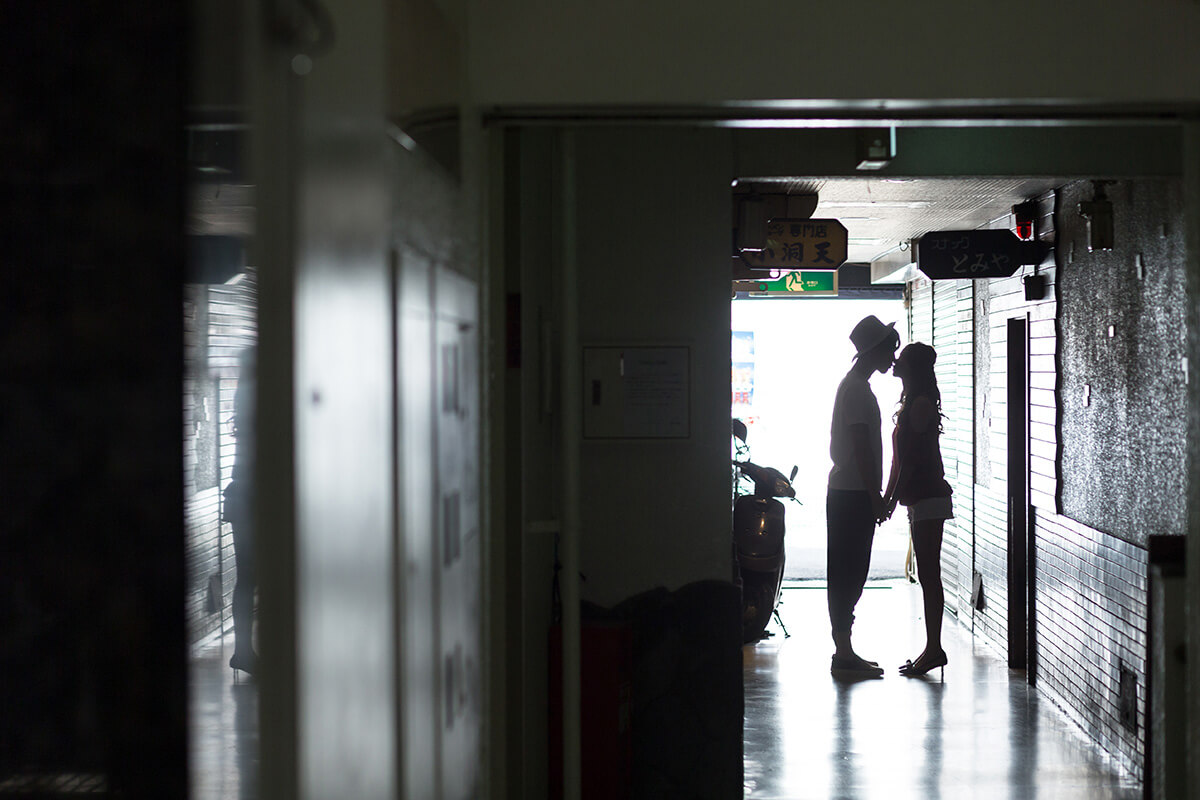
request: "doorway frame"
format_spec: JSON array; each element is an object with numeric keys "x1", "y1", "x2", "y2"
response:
[
  {"x1": 483, "y1": 117, "x2": 1193, "y2": 800},
  {"x1": 1006, "y1": 314, "x2": 1031, "y2": 671}
]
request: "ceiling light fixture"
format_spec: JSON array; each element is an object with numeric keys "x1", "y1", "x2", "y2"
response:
[
  {"x1": 856, "y1": 128, "x2": 896, "y2": 170},
  {"x1": 820, "y1": 201, "x2": 933, "y2": 209}
]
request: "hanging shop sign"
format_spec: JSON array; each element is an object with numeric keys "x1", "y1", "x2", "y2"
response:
[
  {"x1": 917, "y1": 229, "x2": 1049, "y2": 280},
  {"x1": 740, "y1": 218, "x2": 848, "y2": 270},
  {"x1": 732, "y1": 270, "x2": 837, "y2": 296}
]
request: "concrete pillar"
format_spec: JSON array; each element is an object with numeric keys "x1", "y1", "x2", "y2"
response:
[{"x1": 1184, "y1": 120, "x2": 1200, "y2": 800}]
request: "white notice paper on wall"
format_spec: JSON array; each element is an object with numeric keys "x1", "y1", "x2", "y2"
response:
[
  {"x1": 582, "y1": 346, "x2": 689, "y2": 438},
  {"x1": 622, "y1": 348, "x2": 689, "y2": 438}
]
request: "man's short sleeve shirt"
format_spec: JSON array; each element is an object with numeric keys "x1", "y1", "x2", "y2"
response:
[{"x1": 828, "y1": 370, "x2": 882, "y2": 491}]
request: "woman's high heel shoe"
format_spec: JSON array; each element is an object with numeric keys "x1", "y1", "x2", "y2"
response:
[
  {"x1": 229, "y1": 650, "x2": 258, "y2": 678},
  {"x1": 899, "y1": 651, "x2": 947, "y2": 679}
]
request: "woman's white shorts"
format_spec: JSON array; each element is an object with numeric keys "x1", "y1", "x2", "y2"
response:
[{"x1": 907, "y1": 495, "x2": 954, "y2": 523}]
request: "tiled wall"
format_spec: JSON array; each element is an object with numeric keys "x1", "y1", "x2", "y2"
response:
[
  {"x1": 1057, "y1": 180, "x2": 1187, "y2": 545},
  {"x1": 910, "y1": 184, "x2": 1165, "y2": 779},
  {"x1": 183, "y1": 284, "x2": 255, "y2": 645},
  {"x1": 1034, "y1": 513, "x2": 1148, "y2": 774},
  {"x1": 908, "y1": 275, "x2": 973, "y2": 619}
]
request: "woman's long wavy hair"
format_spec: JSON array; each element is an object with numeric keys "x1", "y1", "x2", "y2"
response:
[{"x1": 894, "y1": 343, "x2": 943, "y2": 431}]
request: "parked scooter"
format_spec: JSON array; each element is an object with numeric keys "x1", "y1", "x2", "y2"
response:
[{"x1": 732, "y1": 420, "x2": 799, "y2": 644}]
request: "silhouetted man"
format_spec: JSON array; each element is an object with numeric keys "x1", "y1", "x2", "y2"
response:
[{"x1": 826, "y1": 315, "x2": 898, "y2": 678}]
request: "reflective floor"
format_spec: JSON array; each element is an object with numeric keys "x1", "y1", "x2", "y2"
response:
[
  {"x1": 187, "y1": 579, "x2": 1140, "y2": 800},
  {"x1": 745, "y1": 580, "x2": 1141, "y2": 800},
  {"x1": 189, "y1": 640, "x2": 258, "y2": 800}
]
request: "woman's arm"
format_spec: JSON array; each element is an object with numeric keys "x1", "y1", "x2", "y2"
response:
[{"x1": 881, "y1": 425, "x2": 901, "y2": 520}]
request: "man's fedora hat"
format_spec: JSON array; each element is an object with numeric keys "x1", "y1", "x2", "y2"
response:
[{"x1": 850, "y1": 315, "x2": 897, "y2": 358}]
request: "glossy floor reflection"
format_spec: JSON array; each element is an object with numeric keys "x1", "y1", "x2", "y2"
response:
[
  {"x1": 745, "y1": 580, "x2": 1140, "y2": 800},
  {"x1": 189, "y1": 638, "x2": 258, "y2": 800}
]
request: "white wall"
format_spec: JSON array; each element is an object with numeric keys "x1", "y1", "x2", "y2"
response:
[
  {"x1": 571, "y1": 126, "x2": 735, "y2": 606},
  {"x1": 250, "y1": 2, "x2": 484, "y2": 798}
]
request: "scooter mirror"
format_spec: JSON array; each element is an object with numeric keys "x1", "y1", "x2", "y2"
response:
[
  {"x1": 789, "y1": 465, "x2": 798, "y2": 482},
  {"x1": 732, "y1": 418, "x2": 748, "y2": 443}
]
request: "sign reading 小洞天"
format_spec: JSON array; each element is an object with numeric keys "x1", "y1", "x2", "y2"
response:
[
  {"x1": 741, "y1": 218, "x2": 848, "y2": 270},
  {"x1": 917, "y1": 229, "x2": 1045, "y2": 279},
  {"x1": 733, "y1": 270, "x2": 837, "y2": 296}
]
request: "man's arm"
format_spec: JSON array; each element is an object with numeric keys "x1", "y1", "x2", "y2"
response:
[{"x1": 848, "y1": 422, "x2": 884, "y2": 520}]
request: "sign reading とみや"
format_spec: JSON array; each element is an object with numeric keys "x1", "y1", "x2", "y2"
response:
[
  {"x1": 917, "y1": 229, "x2": 1047, "y2": 280},
  {"x1": 741, "y1": 218, "x2": 848, "y2": 271}
]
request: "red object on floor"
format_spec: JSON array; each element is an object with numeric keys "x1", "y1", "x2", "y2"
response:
[{"x1": 548, "y1": 622, "x2": 633, "y2": 800}]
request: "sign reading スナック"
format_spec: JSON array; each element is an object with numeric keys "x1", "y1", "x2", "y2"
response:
[
  {"x1": 741, "y1": 218, "x2": 848, "y2": 270},
  {"x1": 917, "y1": 229, "x2": 1025, "y2": 279}
]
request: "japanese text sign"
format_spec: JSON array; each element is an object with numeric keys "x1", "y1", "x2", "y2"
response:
[
  {"x1": 741, "y1": 218, "x2": 848, "y2": 271},
  {"x1": 917, "y1": 229, "x2": 1026, "y2": 279}
]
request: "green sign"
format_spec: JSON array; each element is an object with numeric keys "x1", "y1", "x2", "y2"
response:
[{"x1": 734, "y1": 271, "x2": 838, "y2": 296}]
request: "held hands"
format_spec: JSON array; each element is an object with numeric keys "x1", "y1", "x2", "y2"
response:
[
  {"x1": 875, "y1": 494, "x2": 897, "y2": 525},
  {"x1": 870, "y1": 492, "x2": 885, "y2": 524}
]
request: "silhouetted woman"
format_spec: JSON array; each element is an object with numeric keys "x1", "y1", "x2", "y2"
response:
[
  {"x1": 223, "y1": 345, "x2": 257, "y2": 676},
  {"x1": 882, "y1": 343, "x2": 953, "y2": 677}
]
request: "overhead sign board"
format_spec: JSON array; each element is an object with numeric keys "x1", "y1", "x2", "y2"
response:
[
  {"x1": 732, "y1": 271, "x2": 838, "y2": 296},
  {"x1": 917, "y1": 229, "x2": 1047, "y2": 280},
  {"x1": 741, "y1": 218, "x2": 847, "y2": 271}
]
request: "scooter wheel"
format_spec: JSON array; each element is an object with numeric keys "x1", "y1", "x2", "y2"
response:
[{"x1": 741, "y1": 571, "x2": 778, "y2": 644}]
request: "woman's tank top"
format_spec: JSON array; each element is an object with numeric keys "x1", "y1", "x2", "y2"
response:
[{"x1": 893, "y1": 398, "x2": 952, "y2": 505}]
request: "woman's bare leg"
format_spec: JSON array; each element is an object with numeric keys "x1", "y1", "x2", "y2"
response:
[{"x1": 910, "y1": 518, "x2": 945, "y2": 663}]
